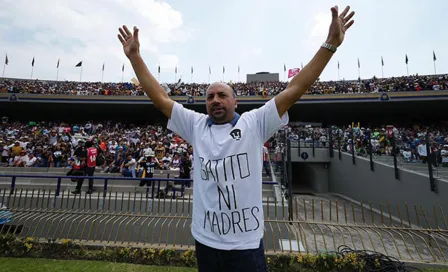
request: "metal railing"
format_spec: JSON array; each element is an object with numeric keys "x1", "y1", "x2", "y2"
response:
[
  {"x1": 0, "y1": 174, "x2": 194, "y2": 199},
  {"x1": 0, "y1": 185, "x2": 447, "y2": 263},
  {"x1": 331, "y1": 131, "x2": 448, "y2": 193}
]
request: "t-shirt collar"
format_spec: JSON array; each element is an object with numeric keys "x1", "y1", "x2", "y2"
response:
[{"x1": 207, "y1": 113, "x2": 240, "y2": 127}]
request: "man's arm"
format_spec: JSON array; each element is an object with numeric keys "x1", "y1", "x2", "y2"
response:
[
  {"x1": 275, "y1": 5, "x2": 355, "y2": 117},
  {"x1": 118, "y1": 26, "x2": 174, "y2": 118},
  {"x1": 275, "y1": 48, "x2": 334, "y2": 116},
  {"x1": 128, "y1": 54, "x2": 174, "y2": 118}
]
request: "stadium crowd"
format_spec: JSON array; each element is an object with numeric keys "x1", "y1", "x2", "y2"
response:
[
  {"x1": 329, "y1": 124, "x2": 448, "y2": 167},
  {"x1": 1, "y1": 73, "x2": 447, "y2": 97},
  {"x1": 0, "y1": 118, "x2": 193, "y2": 176},
  {"x1": 0, "y1": 117, "x2": 280, "y2": 193},
  {"x1": 275, "y1": 123, "x2": 448, "y2": 167},
  {"x1": 2, "y1": 116, "x2": 447, "y2": 173}
]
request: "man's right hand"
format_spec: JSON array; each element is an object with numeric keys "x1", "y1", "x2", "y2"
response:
[
  {"x1": 117, "y1": 25, "x2": 174, "y2": 118},
  {"x1": 118, "y1": 25, "x2": 140, "y2": 59}
]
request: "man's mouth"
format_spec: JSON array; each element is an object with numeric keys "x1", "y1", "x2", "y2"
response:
[{"x1": 212, "y1": 107, "x2": 224, "y2": 114}]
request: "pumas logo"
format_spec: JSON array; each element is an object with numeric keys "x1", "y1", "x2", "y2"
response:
[{"x1": 230, "y1": 129, "x2": 242, "y2": 140}]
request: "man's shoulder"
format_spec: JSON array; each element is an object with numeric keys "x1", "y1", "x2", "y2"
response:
[
  {"x1": 239, "y1": 98, "x2": 277, "y2": 120},
  {"x1": 174, "y1": 102, "x2": 208, "y2": 118}
]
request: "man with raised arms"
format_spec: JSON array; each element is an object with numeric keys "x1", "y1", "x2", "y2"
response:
[{"x1": 117, "y1": 5, "x2": 355, "y2": 271}]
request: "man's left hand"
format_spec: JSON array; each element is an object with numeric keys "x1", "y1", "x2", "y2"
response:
[{"x1": 326, "y1": 5, "x2": 355, "y2": 47}]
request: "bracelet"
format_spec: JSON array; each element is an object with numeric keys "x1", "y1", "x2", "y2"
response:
[{"x1": 321, "y1": 42, "x2": 337, "y2": 53}]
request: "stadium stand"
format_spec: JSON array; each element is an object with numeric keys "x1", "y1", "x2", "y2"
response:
[
  {"x1": 289, "y1": 124, "x2": 448, "y2": 175},
  {"x1": 2, "y1": 119, "x2": 447, "y2": 176},
  {"x1": 0, "y1": 120, "x2": 193, "y2": 170},
  {"x1": 1, "y1": 73, "x2": 447, "y2": 97},
  {"x1": 1, "y1": 121, "x2": 448, "y2": 267}
]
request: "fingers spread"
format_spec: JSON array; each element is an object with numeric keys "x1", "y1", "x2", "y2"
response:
[
  {"x1": 345, "y1": 20, "x2": 355, "y2": 31},
  {"x1": 344, "y1": 11, "x2": 355, "y2": 23},
  {"x1": 117, "y1": 34, "x2": 125, "y2": 45},
  {"x1": 123, "y1": 25, "x2": 132, "y2": 37},
  {"x1": 339, "y1": 6, "x2": 350, "y2": 18},
  {"x1": 119, "y1": 28, "x2": 128, "y2": 39}
]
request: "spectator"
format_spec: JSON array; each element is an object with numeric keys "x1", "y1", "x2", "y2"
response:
[
  {"x1": 442, "y1": 145, "x2": 448, "y2": 167},
  {"x1": 121, "y1": 154, "x2": 137, "y2": 178},
  {"x1": 1, "y1": 73, "x2": 447, "y2": 98}
]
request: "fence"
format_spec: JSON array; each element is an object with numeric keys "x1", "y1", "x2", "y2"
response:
[
  {"x1": 1, "y1": 180, "x2": 447, "y2": 263},
  {"x1": 0, "y1": 160, "x2": 447, "y2": 264},
  {"x1": 332, "y1": 130, "x2": 448, "y2": 193}
]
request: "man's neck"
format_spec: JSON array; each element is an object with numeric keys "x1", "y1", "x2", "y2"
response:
[{"x1": 207, "y1": 113, "x2": 240, "y2": 127}]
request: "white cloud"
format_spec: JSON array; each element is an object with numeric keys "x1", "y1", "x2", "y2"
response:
[
  {"x1": 309, "y1": 12, "x2": 331, "y2": 46},
  {"x1": 0, "y1": 0, "x2": 190, "y2": 82},
  {"x1": 0, "y1": 1, "x2": 446, "y2": 83}
]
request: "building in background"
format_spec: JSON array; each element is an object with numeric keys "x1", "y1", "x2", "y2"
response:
[{"x1": 247, "y1": 72, "x2": 279, "y2": 83}]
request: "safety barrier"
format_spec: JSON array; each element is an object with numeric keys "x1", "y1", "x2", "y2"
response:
[
  {"x1": 1, "y1": 178, "x2": 447, "y2": 263},
  {"x1": 0, "y1": 173, "x2": 196, "y2": 199},
  {"x1": 332, "y1": 131, "x2": 447, "y2": 193}
]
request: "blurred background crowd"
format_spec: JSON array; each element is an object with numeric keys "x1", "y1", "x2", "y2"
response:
[
  {"x1": 2, "y1": 117, "x2": 447, "y2": 175},
  {"x1": 1, "y1": 73, "x2": 447, "y2": 97}
]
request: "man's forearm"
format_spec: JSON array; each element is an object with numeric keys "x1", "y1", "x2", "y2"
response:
[
  {"x1": 274, "y1": 45, "x2": 335, "y2": 116},
  {"x1": 128, "y1": 54, "x2": 169, "y2": 101},
  {"x1": 286, "y1": 46, "x2": 334, "y2": 100}
]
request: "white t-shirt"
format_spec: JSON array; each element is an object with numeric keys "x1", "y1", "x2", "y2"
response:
[
  {"x1": 417, "y1": 144, "x2": 427, "y2": 157},
  {"x1": 126, "y1": 158, "x2": 136, "y2": 171},
  {"x1": 167, "y1": 98, "x2": 288, "y2": 250},
  {"x1": 441, "y1": 150, "x2": 448, "y2": 163},
  {"x1": 26, "y1": 157, "x2": 38, "y2": 167}
]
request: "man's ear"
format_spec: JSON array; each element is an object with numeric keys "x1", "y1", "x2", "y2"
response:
[{"x1": 234, "y1": 99, "x2": 238, "y2": 109}]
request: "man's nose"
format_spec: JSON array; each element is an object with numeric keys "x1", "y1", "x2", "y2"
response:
[{"x1": 212, "y1": 96, "x2": 222, "y2": 105}]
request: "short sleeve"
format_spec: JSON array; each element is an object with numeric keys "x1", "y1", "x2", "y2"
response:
[
  {"x1": 243, "y1": 97, "x2": 289, "y2": 143},
  {"x1": 167, "y1": 102, "x2": 205, "y2": 144}
]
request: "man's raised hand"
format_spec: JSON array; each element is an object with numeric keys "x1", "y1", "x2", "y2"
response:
[
  {"x1": 326, "y1": 6, "x2": 355, "y2": 47},
  {"x1": 118, "y1": 25, "x2": 140, "y2": 59}
]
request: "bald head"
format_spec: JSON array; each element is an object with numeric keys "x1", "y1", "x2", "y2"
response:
[{"x1": 206, "y1": 82, "x2": 235, "y2": 98}]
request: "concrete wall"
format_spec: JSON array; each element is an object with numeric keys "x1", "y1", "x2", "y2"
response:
[
  {"x1": 328, "y1": 152, "x2": 448, "y2": 228},
  {"x1": 290, "y1": 148, "x2": 330, "y2": 163}
]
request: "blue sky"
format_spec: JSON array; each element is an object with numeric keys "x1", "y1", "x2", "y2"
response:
[{"x1": 0, "y1": 0, "x2": 446, "y2": 83}]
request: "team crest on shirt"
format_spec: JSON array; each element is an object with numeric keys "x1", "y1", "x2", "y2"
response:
[{"x1": 230, "y1": 129, "x2": 242, "y2": 140}]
